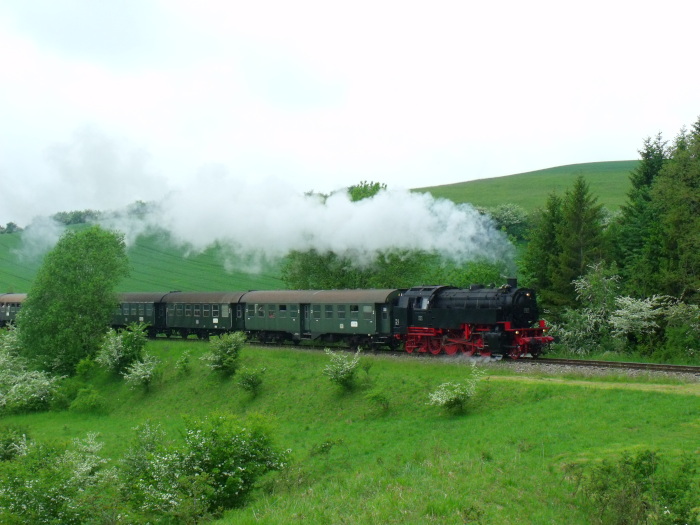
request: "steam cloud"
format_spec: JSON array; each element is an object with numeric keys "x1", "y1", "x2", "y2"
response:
[
  {"x1": 101, "y1": 173, "x2": 513, "y2": 269},
  {"x1": 11, "y1": 129, "x2": 513, "y2": 270}
]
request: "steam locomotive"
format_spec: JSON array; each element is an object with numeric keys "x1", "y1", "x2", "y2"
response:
[{"x1": 1, "y1": 279, "x2": 552, "y2": 358}]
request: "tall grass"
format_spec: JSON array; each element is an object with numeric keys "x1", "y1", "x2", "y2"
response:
[{"x1": 2, "y1": 341, "x2": 697, "y2": 523}]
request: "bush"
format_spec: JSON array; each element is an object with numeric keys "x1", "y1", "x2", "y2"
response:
[
  {"x1": 201, "y1": 332, "x2": 246, "y2": 376},
  {"x1": 69, "y1": 387, "x2": 107, "y2": 413},
  {"x1": 95, "y1": 323, "x2": 148, "y2": 374},
  {"x1": 0, "y1": 433, "x2": 119, "y2": 524},
  {"x1": 122, "y1": 354, "x2": 161, "y2": 392},
  {"x1": 575, "y1": 450, "x2": 699, "y2": 525},
  {"x1": 428, "y1": 363, "x2": 485, "y2": 414},
  {"x1": 121, "y1": 414, "x2": 289, "y2": 521},
  {"x1": 323, "y1": 348, "x2": 361, "y2": 390},
  {"x1": 238, "y1": 367, "x2": 266, "y2": 396},
  {"x1": 0, "y1": 425, "x2": 29, "y2": 461},
  {"x1": 175, "y1": 349, "x2": 192, "y2": 376}
]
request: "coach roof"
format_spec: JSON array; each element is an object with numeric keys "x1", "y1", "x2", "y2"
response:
[{"x1": 241, "y1": 289, "x2": 403, "y2": 304}]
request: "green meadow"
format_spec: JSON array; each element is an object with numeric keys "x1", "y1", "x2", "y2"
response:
[
  {"x1": 415, "y1": 160, "x2": 637, "y2": 212},
  {"x1": 4, "y1": 340, "x2": 698, "y2": 523},
  {"x1": 0, "y1": 231, "x2": 284, "y2": 293}
]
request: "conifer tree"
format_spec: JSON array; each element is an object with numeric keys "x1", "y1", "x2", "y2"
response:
[
  {"x1": 550, "y1": 176, "x2": 606, "y2": 307},
  {"x1": 614, "y1": 134, "x2": 667, "y2": 296},
  {"x1": 651, "y1": 118, "x2": 700, "y2": 301}
]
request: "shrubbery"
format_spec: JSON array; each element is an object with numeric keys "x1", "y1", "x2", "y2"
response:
[
  {"x1": 122, "y1": 353, "x2": 161, "y2": 391},
  {"x1": 238, "y1": 367, "x2": 266, "y2": 396},
  {"x1": 0, "y1": 415, "x2": 289, "y2": 524},
  {"x1": 427, "y1": 363, "x2": 485, "y2": 413},
  {"x1": 201, "y1": 332, "x2": 246, "y2": 376},
  {"x1": 571, "y1": 450, "x2": 699, "y2": 525},
  {"x1": 95, "y1": 323, "x2": 148, "y2": 374},
  {"x1": 1, "y1": 328, "x2": 62, "y2": 414},
  {"x1": 121, "y1": 414, "x2": 289, "y2": 522},
  {"x1": 323, "y1": 348, "x2": 361, "y2": 390}
]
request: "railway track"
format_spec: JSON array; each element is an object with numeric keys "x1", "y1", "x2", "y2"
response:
[
  {"x1": 162, "y1": 336, "x2": 700, "y2": 376},
  {"x1": 534, "y1": 358, "x2": 700, "y2": 375}
]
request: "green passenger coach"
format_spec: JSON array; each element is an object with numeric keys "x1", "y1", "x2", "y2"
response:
[
  {"x1": 240, "y1": 289, "x2": 403, "y2": 347},
  {"x1": 163, "y1": 292, "x2": 247, "y2": 339}
]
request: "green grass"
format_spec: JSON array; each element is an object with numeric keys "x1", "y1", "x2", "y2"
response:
[
  {"x1": 415, "y1": 160, "x2": 638, "y2": 212},
  {"x1": 0, "y1": 230, "x2": 285, "y2": 293},
  {"x1": 3, "y1": 341, "x2": 698, "y2": 524}
]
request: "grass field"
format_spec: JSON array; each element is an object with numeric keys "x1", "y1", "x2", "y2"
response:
[
  {"x1": 415, "y1": 160, "x2": 638, "y2": 212},
  {"x1": 0, "y1": 230, "x2": 285, "y2": 293},
  {"x1": 3, "y1": 340, "x2": 698, "y2": 523}
]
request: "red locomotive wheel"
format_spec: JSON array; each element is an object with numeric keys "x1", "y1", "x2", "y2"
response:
[
  {"x1": 428, "y1": 339, "x2": 442, "y2": 355},
  {"x1": 444, "y1": 343, "x2": 459, "y2": 355}
]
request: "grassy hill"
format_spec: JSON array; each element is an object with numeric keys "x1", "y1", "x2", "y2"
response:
[
  {"x1": 0, "y1": 230, "x2": 285, "y2": 293},
  {"x1": 3, "y1": 340, "x2": 698, "y2": 523},
  {"x1": 415, "y1": 160, "x2": 638, "y2": 212}
]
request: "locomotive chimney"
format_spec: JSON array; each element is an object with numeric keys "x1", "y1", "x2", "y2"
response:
[{"x1": 507, "y1": 277, "x2": 517, "y2": 288}]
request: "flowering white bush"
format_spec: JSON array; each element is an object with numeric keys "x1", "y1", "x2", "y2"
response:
[
  {"x1": 201, "y1": 332, "x2": 246, "y2": 375},
  {"x1": 0, "y1": 432, "x2": 120, "y2": 524},
  {"x1": 1, "y1": 329, "x2": 61, "y2": 414},
  {"x1": 122, "y1": 354, "x2": 160, "y2": 391},
  {"x1": 323, "y1": 348, "x2": 361, "y2": 390},
  {"x1": 609, "y1": 295, "x2": 671, "y2": 337},
  {"x1": 122, "y1": 415, "x2": 289, "y2": 521},
  {"x1": 96, "y1": 324, "x2": 147, "y2": 374},
  {"x1": 428, "y1": 363, "x2": 485, "y2": 413}
]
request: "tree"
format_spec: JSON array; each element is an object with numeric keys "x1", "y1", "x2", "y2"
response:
[
  {"x1": 520, "y1": 193, "x2": 564, "y2": 304},
  {"x1": 17, "y1": 225, "x2": 129, "y2": 374},
  {"x1": 550, "y1": 176, "x2": 606, "y2": 307},
  {"x1": 613, "y1": 134, "x2": 667, "y2": 296},
  {"x1": 650, "y1": 118, "x2": 700, "y2": 301},
  {"x1": 347, "y1": 181, "x2": 386, "y2": 202}
]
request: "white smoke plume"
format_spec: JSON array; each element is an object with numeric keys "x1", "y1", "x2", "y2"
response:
[{"x1": 101, "y1": 172, "x2": 513, "y2": 268}]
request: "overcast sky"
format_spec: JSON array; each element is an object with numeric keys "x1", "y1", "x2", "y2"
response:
[{"x1": 1, "y1": 0, "x2": 699, "y2": 226}]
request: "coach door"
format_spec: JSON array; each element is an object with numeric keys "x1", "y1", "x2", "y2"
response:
[{"x1": 302, "y1": 304, "x2": 311, "y2": 332}]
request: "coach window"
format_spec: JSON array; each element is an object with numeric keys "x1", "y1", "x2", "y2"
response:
[
  {"x1": 363, "y1": 305, "x2": 373, "y2": 320},
  {"x1": 203, "y1": 304, "x2": 210, "y2": 317},
  {"x1": 176, "y1": 304, "x2": 183, "y2": 317},
  {"x1": 337, "y1": 305, "x2": 346, "y2": 319},
  {"x1": 247, "y1": 304, "x2": 255, "y2": 317},
  {"x1": 122, "y1": 304, "x2": 129, "y2": 315},
  {"x1": 138, "y1": 304, "x2": 145, "y2": 316},
  {"x1": 312, "y1": 305, "x2": 321, "y2": 319},
  {"x1": 279, "y1": 305, "x2": 287, "y2": 318},
  {"x1": 257, "y1": 305, "x2": 265, "y2": 318},
  {"x1": 382, "y1": 306, "x2": 388, "y2": 320},
  {"x1": 350, "y1": 305, "x2": 359, "y2": 319},
  {"x1": 146, "y1": 304, "x2": 153, "y2": 317},
  {"x1": 130, "y1": 304, "x2": 137, "y2": 316},
  {"x1": 325, "y1": 305, "x2": 334, "y2": 319},
  {"x1": 290, "y1": 305, "x2": 299, "y2": 317},
  {"x1": 221, "y1": 304, "x2": 229, "y2": 317},
  {"x1": 194, "y1": 304, "x2": 201, "y2": 317},
  {"x1": 212, "y1": 304, "x2": 220, "y2": 317},
  {"x1": 268, "y1": 305, "x2": 276, "y2": 318},
  {"x1": 185, "y1": 304, "x2": 192, "y2": 317}
]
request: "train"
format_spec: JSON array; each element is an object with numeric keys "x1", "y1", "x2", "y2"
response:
[{"x1": 1, "y1": 279, "x2": 553, "y2": 358}]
